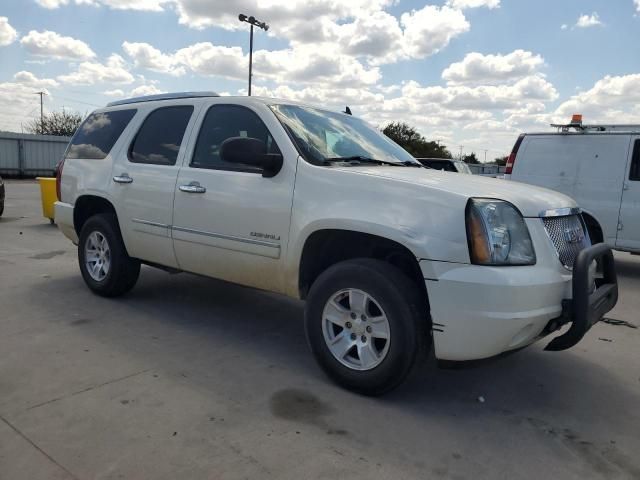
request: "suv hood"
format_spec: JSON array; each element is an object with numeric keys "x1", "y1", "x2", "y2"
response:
[{"x1": 333, "y1": 166, "x2": 576, "y2": 217}]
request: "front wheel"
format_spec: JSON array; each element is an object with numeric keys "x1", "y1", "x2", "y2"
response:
[
  {"x1": 305, "y1": 258, "x2": 429, "y2": 396},
  {"x1": 78, "y1": 214, "x2": 140, "y2": 297}
]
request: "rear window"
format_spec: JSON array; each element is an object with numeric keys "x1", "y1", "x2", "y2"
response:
[
  {"x1": 66, "y1": 109, "x2": 136, "y2": 160},
  {"x1": 129, "y1": 106, "x2": 194, "y2": 166}
]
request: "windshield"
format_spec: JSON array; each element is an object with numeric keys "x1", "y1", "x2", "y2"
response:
[{"x1": 270, "y1": 104, "x2": 419, "y2": 166}]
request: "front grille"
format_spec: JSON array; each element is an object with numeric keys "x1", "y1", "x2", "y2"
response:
[{"x1": 542, "y1": 214, "x2": 591, "y2": 269}]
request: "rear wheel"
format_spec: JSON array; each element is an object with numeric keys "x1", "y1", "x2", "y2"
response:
[
  {"x1": 78, "y1": 214, "x2": 140, "y2": 297},
  {"x1": 305, "y1": 258, "x2": 429, "y2": 396}
]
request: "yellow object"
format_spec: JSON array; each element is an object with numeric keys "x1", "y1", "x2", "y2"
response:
[{"x1": 36, "y1": 177, "x2": 57, "y2": 224}]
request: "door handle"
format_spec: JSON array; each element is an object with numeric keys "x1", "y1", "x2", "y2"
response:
[
  {"x1": 113, "y1": 174, "x2": 133, "y2": 184},
  {"x1": 179, "y1": 181, "x2": 206, "y2": 194}
]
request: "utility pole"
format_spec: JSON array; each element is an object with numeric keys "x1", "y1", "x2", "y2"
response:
[
  {"x1": 34, "y1": 91, "x2": 46, "y2": 133},
  {"x1": 459, "y1": 145, "x2": 464, "y2": 160},
  {"x1": 483, "y1": 149, "x2": 488, "y2": 163},
  {"x1": 238, "y1": 14, "x2": 269, "y2": 96}
]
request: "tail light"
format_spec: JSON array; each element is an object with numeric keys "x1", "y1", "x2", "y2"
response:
[
  {"x1": 55, "y1": 158, "x2": 65, "y2": 201},
  {"x1": 505, "y1": 134, "x2": 524, "y2": 175}
]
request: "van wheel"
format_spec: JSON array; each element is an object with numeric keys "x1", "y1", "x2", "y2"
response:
[
  {"x1": 78, "y1": 214, "x2": 140, "y2": 297},
  {"x1": 305, "y1": 258, "x2": 428, "y2": 396}
]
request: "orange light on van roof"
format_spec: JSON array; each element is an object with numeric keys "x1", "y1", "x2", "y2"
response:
[{"x1": 571, "y1": 114, "x2": 583, "y2": 124}]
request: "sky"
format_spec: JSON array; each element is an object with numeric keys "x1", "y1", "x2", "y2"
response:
[{"x1": 0, "y1": 0, "x2": 639, "y2": 161}]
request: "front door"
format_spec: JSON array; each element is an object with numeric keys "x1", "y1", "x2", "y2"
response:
[
  {"x1": 112, "y1": 104, "x2": 197, "y2": 268},
  {"x1": 171, "y1": 102, "x2": 297, "y2": 293},
  {"x1": 617, "y1": 137, "x2": 640, "y2": 251}
]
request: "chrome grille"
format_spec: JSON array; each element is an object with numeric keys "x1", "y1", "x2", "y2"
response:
[{"x1": 542, "y1": 214, "x2": 591, "y2": 269}]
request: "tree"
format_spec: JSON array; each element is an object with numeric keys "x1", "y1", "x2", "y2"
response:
[
  {"x1": 494, "y1": 156, "x2": 508, "y2": 166},
  {"x1": 462, "y1": 152, "x2": 479, "y2": 164},
  {"x1": 382, "y1": 122, "x2": 452, "y2": 158},
  {"x1": 26, "y1": 110, "x2": 82, "y2": 137}
]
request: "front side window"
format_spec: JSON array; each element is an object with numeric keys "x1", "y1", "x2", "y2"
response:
[
  {"x1": 271, "y1": 104, "x2": 419, "y2": 166},
  {"x1": 191, "y1": 104, "x2": 280, "y2": 172},
  {"x1": 129, "y1": 106, "x2": 194, "y2": 166},
  {"x1": 66, "y1": 109, "x2": 136, "y2": 160},
  {"x1": 630, "y1": 139, "x2": 640, "y2": 181}
]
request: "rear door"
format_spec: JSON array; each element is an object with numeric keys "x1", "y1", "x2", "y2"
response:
[
  {"x1": 616, "y1": 137, "x2": 640, "y2": 250},
  {"x1": 111, "y1": 104, "x2": 198, "y2": 268}
]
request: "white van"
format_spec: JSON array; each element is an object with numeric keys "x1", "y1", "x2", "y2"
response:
[{"x1": 507, "y1": 118, "x2": 640, "y2": 253}]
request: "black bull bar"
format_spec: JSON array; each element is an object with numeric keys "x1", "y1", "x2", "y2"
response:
[{"x1": 545, "y1": 243, "x2": 619, "y2": 352}]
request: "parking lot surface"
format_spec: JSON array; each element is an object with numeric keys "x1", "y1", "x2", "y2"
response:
[{"x1": 1, "y1": 180, "x2": 639, "y2": 480}]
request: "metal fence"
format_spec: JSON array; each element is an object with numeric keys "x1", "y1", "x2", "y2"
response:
[
  {"x1": 0, "y1": 132, "x2": 71, "y2": 177},
  {"x1": 469, "y1": 163, "x2": 507, "y2": 177}
]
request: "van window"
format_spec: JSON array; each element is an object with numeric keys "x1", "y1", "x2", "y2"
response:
[
  {"x1": 191, "y1": 104, "x2": 280, "y2": 172},
  {"x1": 66, "y1": 109, "x2": 136, "y2": 160},
  {"x1": 129, "y1": 106, "x2": 194, "y2": 166},
  {"x1": 630, "y1": 139, "x2": 640, "y2": 181}
]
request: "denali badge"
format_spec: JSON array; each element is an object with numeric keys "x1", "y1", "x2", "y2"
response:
[
  {"x1": 564, "y1": 226, "x2": 585, "y2": 244},
  {"x1": 250, "y1": 232, "x2": 281, "y2": 241}
]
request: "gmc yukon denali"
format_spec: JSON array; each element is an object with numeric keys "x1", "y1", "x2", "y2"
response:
[{"x1": 54, "y1": 92, "x2": 618, "y2": 395}]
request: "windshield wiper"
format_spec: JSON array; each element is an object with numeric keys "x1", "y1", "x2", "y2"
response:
[{"x1": 324, "y1": 156, "x2": 422, "y2": 167}]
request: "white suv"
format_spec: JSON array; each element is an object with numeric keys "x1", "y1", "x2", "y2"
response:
[{"x1": 55, "y1": 92, "x2": 618, "y2": 395}]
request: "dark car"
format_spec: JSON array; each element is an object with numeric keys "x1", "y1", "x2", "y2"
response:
[
  {"x1": 416, "y1": 158, "x2": 472, "y2": 174},
  {"x1": 0, "y1": 175, "x2": 4, "y2": 216}
]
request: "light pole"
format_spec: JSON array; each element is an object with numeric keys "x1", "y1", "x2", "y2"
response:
[{"x1": 238, "y1": 14, "x2": 269, "y2": 96}]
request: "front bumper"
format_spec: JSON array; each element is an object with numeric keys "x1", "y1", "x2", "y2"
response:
[
  {"x1": 421, "y1": 244, "x2": 618, "y2": 361},
  {"x1": 544, "y1": 243, "x2": 618, "y2": 351}
]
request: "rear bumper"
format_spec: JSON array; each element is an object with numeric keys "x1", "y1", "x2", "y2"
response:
[
  {"x1": 421, "y1": 244, "x2": 618, "y2": 361},
  {"x1": 54, "y1": 201, "x2": 78, "y2": 244}
]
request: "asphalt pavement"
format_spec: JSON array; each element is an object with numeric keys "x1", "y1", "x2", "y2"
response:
[{"x1": 1, "y1": 180, "x2": 639, "y2": 479}]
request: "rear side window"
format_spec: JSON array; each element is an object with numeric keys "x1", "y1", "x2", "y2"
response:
[
  {"x1": 191, "y1": 104, "x2": 279, "y2": 172},
  {"x1": 129, "y1": 106, "x2": 194, "y2": 166},
  {"x1": 66, "y1": 109, "x2": 136, "y2": 160},
  {"x1": 630, "y1": 139, "x2": 640, "y2": 181}
]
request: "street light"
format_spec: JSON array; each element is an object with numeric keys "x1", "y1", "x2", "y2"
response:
[{"x1": 238, "y1": 13, "x2": 269, "y2": 96}]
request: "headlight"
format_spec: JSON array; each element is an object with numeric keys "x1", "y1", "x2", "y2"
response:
[{"x1": 466, "y1": 198, "x2": 535, "y2": 266}]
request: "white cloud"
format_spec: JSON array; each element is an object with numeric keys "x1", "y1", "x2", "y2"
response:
[
  {"x1": 172, "y1": 42, "x2": 248, "y2": 80},
  {"x1": 0, "y1": 81, "x2": 54, "y2": 132},
  {"x1": 0, "y1": 17, "x2": 18, "y2": 46},
  {"x1": 554, "y1": 73, "x2": 640, "y2": 121},
  {"x1": 636, "y1": 0, "x2": 640, "y2": 12},
  {"x1": 561, "y1": 24, "x2": 568, "y2": 30},
  {"x1": 122, "y1": 41, "x2": 186, "y2": 76},
  {"x1": 103, "y1": 89, "x2": 125, "y2": 97},
  {"x1": 401, "y1": 6, "x2": 470, "y2": 58},
  {"x1": 576, "y1": 12, "x2": 602, "y2": 28},
  {"x1": 58, "y1": 54, "x2": 134, "y2": 85},
  {"x1": 21, "y1": 30, "x2": 96, "y2": 60},
  {"x1": 36, "y1": 0, "x2": 168, "y2": 10},
  {"x1": 446, "y1": 0, "x2": 500, "y2": 9},
  {"x1": 13, "y1": 70, "x2": 59, "y2": 88},
  {"x1": 442, "y1": 50, "x2": 544, "y2": 85},
  {"x1": 34, "y1": 0, "x2": 69, "y2": 7},
  {"x1": 129, "y1": 84, "x2": 165, "y2": 96}
]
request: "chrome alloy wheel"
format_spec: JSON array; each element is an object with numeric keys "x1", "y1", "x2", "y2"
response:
[
  {"x1": 321, "y1": 288, "x2": 391, "y2": 371},
  {"x1": 84, "y1": 231, "x2": 111, "y2": 282}
]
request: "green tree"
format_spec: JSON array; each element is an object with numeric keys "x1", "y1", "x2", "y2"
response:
[
  {"x1": 494, "y1": 155, "x2": 508, "y2": 166},
  {"x1": 462, "y1": 152, "x2": 479, "y2": 164},
  {"x1": 382, "y1": 122, "x2": 452, "y2": 158},
  {"x1": 26, "y1": 110, "x2": 82, "y2": 137}
]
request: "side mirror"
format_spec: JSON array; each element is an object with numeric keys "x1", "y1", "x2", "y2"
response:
[{"x1": 219, "y1": 137, "x2": 283, "y2": 178}]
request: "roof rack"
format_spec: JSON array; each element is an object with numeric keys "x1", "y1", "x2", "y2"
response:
[
  {"x1": 550, "y1": 123, "x2": 640, "y2": 133},
  {"x1": 107, "y1": 91, "x2": 219, "y2": 107}
]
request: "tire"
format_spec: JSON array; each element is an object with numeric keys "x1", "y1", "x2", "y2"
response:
[
  {"x1": 78, "y1": 213, "x2": 140, "y2": 297},
  {"x1": 305, "y1": 258, "x2": 429, "y2": 396}
]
